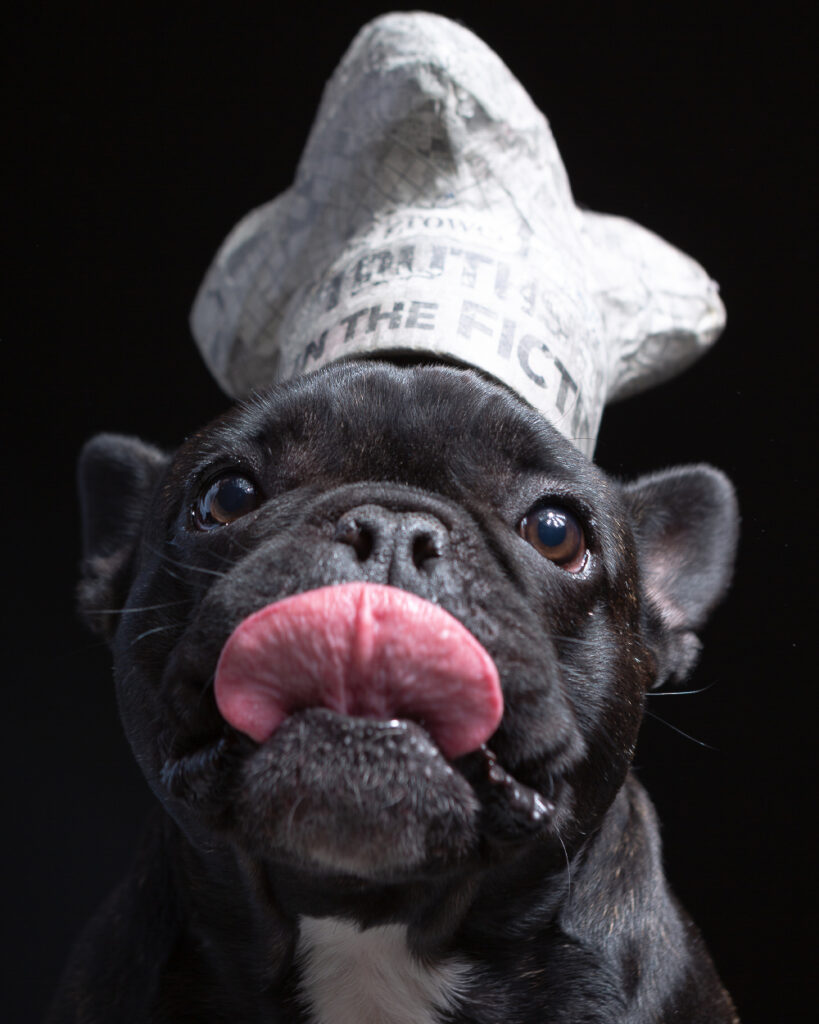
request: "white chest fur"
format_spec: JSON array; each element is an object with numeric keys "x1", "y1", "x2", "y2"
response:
[{"x1": 296, "y1": 916, "x2": 471, "y2": 1024}]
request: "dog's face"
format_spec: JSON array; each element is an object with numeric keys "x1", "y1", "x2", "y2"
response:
[{"x1": 79, "y1": 361, "x2": 736, "y2": 893}]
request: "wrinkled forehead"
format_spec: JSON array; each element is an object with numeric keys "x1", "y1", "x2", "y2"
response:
[{"x1": 171, "y1": 362, "x2": 600, "y2": 499}]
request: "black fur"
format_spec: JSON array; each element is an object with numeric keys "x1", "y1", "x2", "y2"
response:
[{"x1": 49, "y1": 361, "x2": 739, "y2": 1022}]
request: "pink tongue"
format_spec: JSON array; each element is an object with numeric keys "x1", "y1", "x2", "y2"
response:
[{"x1": 214, "y1": 583, "x2": 502, "y2": 760}]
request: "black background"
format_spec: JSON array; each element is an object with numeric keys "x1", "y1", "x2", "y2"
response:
[{"x1": 4, "y1": 3, "x2": 813, "y2": 1021}]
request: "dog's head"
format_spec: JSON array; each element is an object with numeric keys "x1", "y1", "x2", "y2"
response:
[{"x1": 78, "y1": 361, "x2": 737, "y2": 892}]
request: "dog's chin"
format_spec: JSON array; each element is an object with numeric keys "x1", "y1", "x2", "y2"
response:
[
  {"x1": 234, "y1": 710, "x2": 482, "y2": 878},
  {"x1": 161, "y1": 708, "x2": 558, "y2": 881}
]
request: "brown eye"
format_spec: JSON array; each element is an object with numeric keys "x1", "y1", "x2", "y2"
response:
[
  {"x1": 520, "y1": 505, "x2": 587, "y2": 572},
  {"x1": 193, "y1": 474, "x2": 260, "y2": 530}
]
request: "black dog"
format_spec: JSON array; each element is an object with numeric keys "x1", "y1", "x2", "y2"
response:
[{"x1": 49, "y1": 361, "x2": 739, "y2": 1023}]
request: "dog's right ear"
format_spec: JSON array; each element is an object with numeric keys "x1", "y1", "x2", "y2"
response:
[{"x1": 77, "y1": 433, "x2": 169, "y2": 640}]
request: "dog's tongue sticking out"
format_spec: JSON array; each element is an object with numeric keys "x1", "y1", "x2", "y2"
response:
[{"x1": 214, "y1": 583, "x2": 502, "y2": 759}]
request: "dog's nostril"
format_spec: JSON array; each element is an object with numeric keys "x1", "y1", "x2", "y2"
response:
[
  {"x1": 411, "y1": 533, "x2": 439, "y2": 569},
  {"x1": 335, "y1": 508, "x2": 448, "y2": 575},
  {"x1": 335, "y1": 519, "x2": 374, "y2": 562}
]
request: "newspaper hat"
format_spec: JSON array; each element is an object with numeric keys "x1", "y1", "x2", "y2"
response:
[{"x1": 191, "y1": 12, "x2": 724, "y2": 457}]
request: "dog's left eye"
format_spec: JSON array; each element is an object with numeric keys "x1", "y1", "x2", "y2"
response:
[
  {"x1": 193, "y1": 474, "x2": 261, "y2": 529},
  {"x1": 519, "y1": 505, "x2": 587, "y2": 572}
]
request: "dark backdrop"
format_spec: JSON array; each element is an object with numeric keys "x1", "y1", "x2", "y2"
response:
[{"x1": 5, "y1": 3, "x2": 812, "y2": 1021}]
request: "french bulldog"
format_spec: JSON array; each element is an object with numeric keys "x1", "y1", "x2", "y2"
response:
[{"x1": 49, "y1": 360, "x2": 739, "y2": 1023}]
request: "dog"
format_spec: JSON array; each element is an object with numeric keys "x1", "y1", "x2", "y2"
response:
[{"x1": 49, "y1": 360, "x2": 739, "y2": 1022}]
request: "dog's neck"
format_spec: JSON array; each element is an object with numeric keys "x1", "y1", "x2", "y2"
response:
[{"x1": 146, "y1": 778, "x2": 686, "y2": 1020}]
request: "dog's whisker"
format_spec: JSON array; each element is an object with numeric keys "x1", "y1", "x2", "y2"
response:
[
  {"x1": 163, "y1": 558, "x2": 227, "y2": 579},
  {"x1": 194, "y1": 545, "x2": 246, "y2": 567},
  {"x1": 118, "y1": 666, "x2": 137, "y2": 688},
  {"x1": 93, "y1": 601, "x2": 190, "y2": 616},
  {"x1": 143, "y1": 542, "x2": 230, "y2": 579},
  {"x1": 286, "y1": 794, "x2": 306, "y2": 838},
  {"x1": 198, "y1": 671, "x2": 217, "y2": 698},
  {"x1": 643, "y1": 710, "x2": 718, "y2": 751},
  {"x1": 554, "y1": 825, "x2": 573, "y2": 907},
  {"x1": 158, "y1": 562, "x2": 187, "y2": 583},
  {"x1": 548, "y1": 634, "x2": 602, "y2": 649},
  {"x1": 130, "y1": 623, "x2": 183, "y2": 646},
  {"x1": 647, "y1": 682, "x2": 718, "y2": 697}
]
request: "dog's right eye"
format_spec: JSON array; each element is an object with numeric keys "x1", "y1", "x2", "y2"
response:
[{"x1": 193, "y1": 474, "x2": 261, "y2": 530}]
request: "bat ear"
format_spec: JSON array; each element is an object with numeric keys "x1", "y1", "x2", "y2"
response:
[
  {"x1": 622, "y1": 465, "x2": 739, "y2": 687},
  {"x1": 77, "y1": 433, "x2": 168, "y2": 640}
]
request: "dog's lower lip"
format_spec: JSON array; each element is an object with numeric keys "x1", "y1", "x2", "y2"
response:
[
  {"x1": 159, "y1": 733, "x2": 238, "y2": 801},
  {"x1": 457, "y1": 745, "x2": 557, "y2": 840},
  {"x1": 484, "y1": 750, "x2": 555, "y2": 821}
]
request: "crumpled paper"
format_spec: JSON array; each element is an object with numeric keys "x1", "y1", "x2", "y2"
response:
[{"x1": 191, "y1": 11, "x2": 724, "y2": 457}]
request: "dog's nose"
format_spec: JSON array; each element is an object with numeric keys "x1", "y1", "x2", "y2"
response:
[{"x1": 334, "y1": 505, "x2": 449, "y2": 585}]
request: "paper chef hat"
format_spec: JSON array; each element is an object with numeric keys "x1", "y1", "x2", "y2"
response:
[{"x1": 191, "y1": 12, "x2": 724, "y2": 457}]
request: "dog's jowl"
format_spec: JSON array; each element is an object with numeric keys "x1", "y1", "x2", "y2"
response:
[{"x1": 50, "y1": 362, "x2": 739, "y2": 1022}]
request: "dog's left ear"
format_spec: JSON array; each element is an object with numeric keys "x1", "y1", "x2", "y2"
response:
[
  {"x1": 622, "y1": 466, "x2": 739, "y2": 687},
  {"x1": 77, "y1": 433, "x2": 169, "y2": 641}
]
